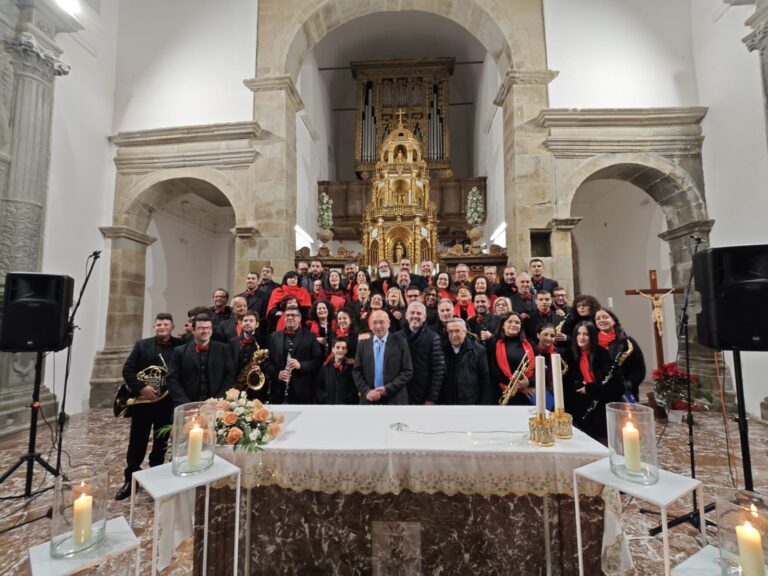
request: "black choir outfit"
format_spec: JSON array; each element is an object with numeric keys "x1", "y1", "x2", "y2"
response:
[
  {"x1": 166, "y1": 340, "x2": 235, "y2": 405},
  {"x1": 525, "y1": 308, "x2": 557, "y2": 342},
  {"x1": 530, "y1": 275, "x2": 558, "y2": 295},
  {"x1": 121, "y1": 335, "x2": 184, "y2": 483},
  {"x1": 263, "y1": 327, "x2": 322, "y2": 404},
  {"x1": 440, "y1": 337, "x2": 493, "y2": 405},
  {"x1": 316, "y1": 359, "x2": 358, "y2": 404},
  {"x1": 466, "y1": 313, "x2": 499, "y2": 344},
  {"x1": 511, "y1": 292, "x2": 535, "y2": 317},
  {"x1": 228, "y1": 332, "x2": 269, "y2": 402},
  {"x1": 208, "y1": 305, "x2": 232, "y2": 328},
  {"x1": 239, "y1": 280, "x2": 279, "y2": 320},
  {"x1": 598, "y1": 331, "x2": 646, "y2": 401},
  {"x1": 487, "y1": 335, "x2": 536, "y2": 405}
]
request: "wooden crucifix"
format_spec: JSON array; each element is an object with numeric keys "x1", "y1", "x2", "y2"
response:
[{"x1": 624, "y1": 270, "x2": 683, "y2": 368}]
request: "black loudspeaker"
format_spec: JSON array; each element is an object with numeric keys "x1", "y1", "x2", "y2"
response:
[
  {"x1": 694, "y1": 245, "x2": 768, "y2": 351},
  {"x1": 0, "y1": 273, "x2": 74, "y2": 352}
]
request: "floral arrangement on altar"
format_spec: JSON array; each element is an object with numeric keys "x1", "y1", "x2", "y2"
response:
[
  {"x1": 652, "y1": 361, "x2": 712, "y2": 409},
  {"x1": 466, "y1": 186, "x2": 485, "y2": 227},
  {"x1": 207, "y1": 389, "x2": 284, "y2": 452},
  {"x1": 318, "y1": 192, "x2": 334, "y2": 229}
]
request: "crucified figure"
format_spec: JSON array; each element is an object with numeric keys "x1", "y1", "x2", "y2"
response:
[{"x1": 636, "y1": 289, "x2": 675, "y2": 337}]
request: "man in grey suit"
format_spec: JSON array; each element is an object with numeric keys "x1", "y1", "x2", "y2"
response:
[{"x1": 353, "y1": 310, "x2": 413, "y2": 404}]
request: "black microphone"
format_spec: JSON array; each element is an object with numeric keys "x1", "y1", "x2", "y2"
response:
[
  {"x1": 689, "y1": 235, "x2": 703, "y2": 243},
  {"x1": 91, "y1": 250, "x2": 102, "y2": 259}
]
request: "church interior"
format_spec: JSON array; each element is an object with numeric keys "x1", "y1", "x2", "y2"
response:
[{"x1": 0, "y1": 0, "x2": 767, "y2": 574}]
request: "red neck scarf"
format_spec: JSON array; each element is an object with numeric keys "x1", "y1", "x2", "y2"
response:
[
  {"x1": 598, "y1": 330, "x2": 617, "y2": 350},
  {"x1": 537, "y1": 343, "x2": 555, "y2": 355},
  {"x1": 243, "y1": 289, "x2": 256, "y2": 297},
  {"x1": 335, "y1": 328, "x2": 349, "y2": 338},
  {"x1": 439, "y1": 289, "x2": 456, "y2": 302},
  {"x1": 454, "y1": 301, "x2": 476, "y2": 319},
  {"x1": 579, "y1": 349, "x2": 595, "y2": 383},
  {"x1": 519, "y1": 293, "x2": 532, "y2": 301},
  {"x1": 495, "y1": 338, "x2": 535, "y2": 387}
]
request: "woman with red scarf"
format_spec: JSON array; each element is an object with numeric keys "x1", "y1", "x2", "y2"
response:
[
  {"x1": 267, "y1": 271, "x2": 312, "y2": 316},
  {"x1": 562, "y1": 321, "x2": 625, "y2": 441},
  {"x1": 306, "y1": 299, "x2": 337, "y2": 359},
  {"x1": 330, "y1": 308, "x2": 358, "y2": 362},
  {"x1": 487, "y1": 312, "x2": 537, "y2": 405},
  {"x1": 435, "y1": 272, "x2": 455, "y2": 303},
  {"x1": 594, "y1": 309, "x2": 646, "y2": 401},
  {"x1": 318, "y1": 270, "x2": 348, "y2": 310},
  {"x1": 453, "y1": 286, "x2": 476, "y2": 320}
]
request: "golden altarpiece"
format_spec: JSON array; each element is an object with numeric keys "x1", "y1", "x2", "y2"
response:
[{"x1": 360, "y1": 113, "x2": 439, "y2": 266}]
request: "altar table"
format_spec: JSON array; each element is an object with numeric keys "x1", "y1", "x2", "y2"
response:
[{"x1": 198, "y1": 406, "x2": 613, "y2": 575}]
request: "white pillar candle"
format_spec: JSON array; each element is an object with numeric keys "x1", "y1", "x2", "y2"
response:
[
  {"x1": 736, "y1": 520, "x2": 765, "y2": 576},
  {"x1": 72, "y1": 491, "x2": 93, "y2": 545},
  {"x1": 551, "y1": 353, "x2": 564, "y2": 411},
  {"x1": 607, "y1": 297, "x2": 614, "y2": 310},
  {"x1": 622, "y1": 420, "x2": 641, "y2": 472},
  {"x1": 187, "y1": 423, "x2": 204, "y2": 467},
  {"x1": 535, "y1": 356, "x2": 546, "y2": 416}
]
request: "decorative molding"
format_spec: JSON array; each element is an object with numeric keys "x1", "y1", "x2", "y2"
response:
[
  {"x1": 243, "y1": 75, "x2": 305, "y2": 113},
  {"x1": 99, "y1": 226, "x2": 156, "y2": 246},
  {"x1": 744, "y1": 21, "x2": 768, "y2": 52},
  {"x1": 544, "y1": 135, "x2": 704, "y2": 158},
  {"x1": 658, "y1": 219, "x2": 715, "y2": 242},
  {"x1": 548, "y1": 217, "x2": 582, "y2": 231},
  {"x1": 110, "y1": 121, "x2": 262, "y2": 147},
  {"x1": 113, "y1": 150, "x2": 258, "y2": 173},
  {"x1": 493, "y1": 69, "x2": 559, "y2": 106},
  {"x1": 7, "y1": 33, "x2": 69, "y2": 78},
  {"x1": 537, "y1": 107, "x2": 708, "y2": 128}
]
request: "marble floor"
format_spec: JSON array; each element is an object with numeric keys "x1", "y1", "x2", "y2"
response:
[{"x1": 0, "y1": 397, "x2": 765, "y2": 575}]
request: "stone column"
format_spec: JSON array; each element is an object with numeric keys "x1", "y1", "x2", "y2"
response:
[
  {"x1": 745, "y1": 0, "x2": 768, "y2": 143},
  {"x1": 89, "y1": 226, "x2": 156, "y2": 408},
  {"x1": 548, "y1": 218, "x2": 582, "y2": 297},
  {"x1": 495, "y1": 69, "x2": 559, "y2": 269},
  {"x1": 243, "y1": 75, "x2": 303, "y2": 276}
]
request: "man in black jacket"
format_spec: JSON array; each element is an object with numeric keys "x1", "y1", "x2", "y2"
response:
[
  {"x1": 440, "y1": 317, "x2": 493, "y2": 405},
  {"x1": 263, "y1": 305, "x2": 322, "y2": 404},
  {"x1": 166, "y1": 314, "x2": 235, "y2": 406},
  {"x1": 397, "y1": 302, "x2": 445, "y2": 405},
  {"x1": 239, "y1": 266, "x2": 280, "y2": 322},
  {"x1": 116, "y1": 313, "x2": 184, "y2": 500}
]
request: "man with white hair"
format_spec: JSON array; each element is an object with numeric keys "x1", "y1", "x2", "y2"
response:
[
  {"x1": 397, "y1": 301, "x2": 446, "y2": 405},
  {"x1": 440, "y1": 317, "x2": 493, "y2": 405}
]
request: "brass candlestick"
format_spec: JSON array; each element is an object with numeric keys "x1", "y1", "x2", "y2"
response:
[
  {"x1": 528, "y1": 413, "x2": 555, "y2": 447},
  {"x1": 552, "y1": 408, "x2": 573, "y2": 440}
]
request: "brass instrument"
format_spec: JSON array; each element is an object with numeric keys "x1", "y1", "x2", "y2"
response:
[
  {"x1": 113, "y1": 355, "x2": 169, "y2": 418},
  {"x1": 236, "y1": 348, "x2": 270, "y2": 391},
  {"x1": 499, "y1": 355, "x2": 531, "y2": 406}
]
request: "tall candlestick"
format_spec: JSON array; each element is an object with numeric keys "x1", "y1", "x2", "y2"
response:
[
  {"x1": 72, "y1": 491, "x2": 93, "y2": 545},
  {"x1": 736, "y1": 519, "x2": 765, "y2": 576},
  {"x1": 622, "y1": 420, "x2": 641, "y2": 472},
  {"x1": 187, "y1": 423, "x2": 204, "y2": 467},
  {"x1": 551, "y1": 353, "x2": 564, "y2": 411},
  {"x1": 535, "y1": 356, "x2": 546, "y2": 417}
]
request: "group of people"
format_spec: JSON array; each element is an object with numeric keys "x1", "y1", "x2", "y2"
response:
[{"x1": 114, "y1": 256, "x2": 645, "y2": 500}]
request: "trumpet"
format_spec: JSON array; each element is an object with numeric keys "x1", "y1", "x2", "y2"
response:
[{"x1": 499, "y1": 355, "x2": 531, "y2": 406}]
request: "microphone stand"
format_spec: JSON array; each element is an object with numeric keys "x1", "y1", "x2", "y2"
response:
[{"x1": 642, "y1": 237, "x2": 716, "y2": 535}]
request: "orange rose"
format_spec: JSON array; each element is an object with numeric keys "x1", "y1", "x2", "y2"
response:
[
  {"x1": 221, "y1": 411, "x2": 238, "y2": 426},
  {"x1": 215, "y1": 400, "x2": 230, "y2": 410},
  {"x1": 267, "y1": 423, "x2": 281, "y2": 438},
  {"x1": 225, "y1": 388, "x2": 240, "y2": 401},
  {"x1": 251, "y1": 399, "x2": 264, "y2": 410},
  {"x1": 254, "y1": 407, "x2": 270, "y2": 422},
  {"x1": 225, "y1": 427, "x2": 243, "y2": 445},
  {"x1": 273, "y1": 412, "x2": 285, "y2": 424}
]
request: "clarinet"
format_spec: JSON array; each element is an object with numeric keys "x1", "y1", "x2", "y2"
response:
[
  {"x1": 283, "y1": 348, "x2": 294, "y2": 405},
  {"x1": 582, "y1": 340, "x2": 634, "y2": 422}
]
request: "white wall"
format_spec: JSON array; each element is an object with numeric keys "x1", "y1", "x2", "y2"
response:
[
  {"x1": 144, "y1": 213, "x2": 235, "y2": 336},
  {"x1": 112, "y1": 0, "x2": 257, "y2": 131},
  {"x1": 296, "y1": 51, "x2": 334, "y2": 246},
  {"x1": 43, "y1": 0, "x2": 119, "y2": 413},
  {"x1": 690, "y1": 0, "x2": 768, "y2": 417},
  {"x1": 472, "y1": 53, "x2": 505, "y2": 246},
  {"x1": 544, "y1": 0, "x2": 699, "y2": 108},
  {"x1": 571, "y1": 180, "x2": 676, "y2": 383}
]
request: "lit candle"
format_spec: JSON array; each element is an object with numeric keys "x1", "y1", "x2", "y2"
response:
[
  {"x1": 736, "y1": 507, "x2": 765, "y2": 576},
  {"x1": 72, "y1": 489, "x2": 92, "y2": 545},
  {"x1": 187, "y1": 422, "x2": 204, "y2": 467},
  {"x1": 622, "y1": 420, "x2": 641, "y2": 472},
  {"x1": 551, "y1": 353, "x2": 564, "y2": 411},
  {"x1": 535, "y1": 356, "x2": 546, "y2": 417}
]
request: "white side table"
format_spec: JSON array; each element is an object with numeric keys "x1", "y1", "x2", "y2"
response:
[
  {"x1": 671, "y1": 545, "x2": 720, "y2": 575},
  {"x1": 28, "y1": 516, "x2": 140, "y2": 576},
  {"x1": 573, "y1": 457, "x2": 707, "y2": 576},
  {"x1": 129, "y1": 455, "x2": 241, "y2": 576}
]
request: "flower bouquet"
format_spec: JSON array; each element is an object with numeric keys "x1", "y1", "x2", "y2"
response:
[
  {"x1": 207, "y1": 388, "x2": 284, "y2": 452},
  {"x1": 652, "y1": 362, "x2": 712, "y2": 410}
]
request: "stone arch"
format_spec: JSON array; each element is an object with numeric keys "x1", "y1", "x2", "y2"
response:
[
  {"x1": 258, "y1": 0, "x2": 531, "y2": 82},
  {"x1": 561, "y1": 154, "x2": 708, "y2": 232}
]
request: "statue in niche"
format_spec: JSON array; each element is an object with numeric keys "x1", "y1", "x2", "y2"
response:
[
  {"x1": 394, "y1": 242, "x2": 406, "y2": 262},
  {"x1": 395, "y1": 149, "x2": 405, "y2": 163}
]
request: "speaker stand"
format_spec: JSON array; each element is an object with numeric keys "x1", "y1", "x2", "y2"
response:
[{"x1": 0, "y1": 351, "x2": 59, "y2": 497}]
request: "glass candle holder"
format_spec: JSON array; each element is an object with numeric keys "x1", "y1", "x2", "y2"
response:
[
  {"x1": 172, "y1": 401, "x2": 216, "y2": 476},
  {"x1": 50, "y1": 466, "x2": 108, "y2": 558},
  {"x1": 606, "y1": 402, "x2": 658, "y2": 484},
  {"x1": 717, "y1": 489, "x2": 768, "y2": 576}
]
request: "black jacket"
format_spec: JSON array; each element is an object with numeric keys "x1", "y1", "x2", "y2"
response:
[
  {"x1": 396, "y1": 324, "x2": 446, "y2": 405},
  {"x1": 530, "y1": 276, "x2": 558, "y2": 295},
  {"x1": 122, "y1": 336, "x2": 184, "y2": 394},
  {"x1": 352, "y1": 333, "x2": 413, "y2": 405},
  {"x1": 440, "y1": 338, "x2": 493, "y2": 405},
  {"x1": 316, "y1": 362, "x2": 358, "y2": 405},
  {"x1": 166, "y1": 340, "x2": 235, "y2": 405},
  {"x1": 263, "y1": 328, "x2": 322, "y2": 404}
]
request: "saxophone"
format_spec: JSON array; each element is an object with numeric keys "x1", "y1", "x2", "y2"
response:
[
  {"x1": 582, "y1": 339, "x2": 634, "y2": 422},
  {"x1": 499, "y1": 354, "x2": 531, "y2": 406},
  {"x1": 236, "y1": 347, "x2": 270, "y2": 391}
]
